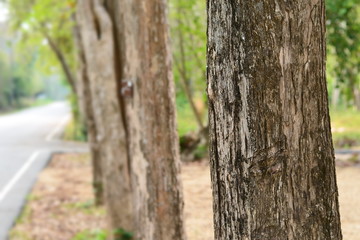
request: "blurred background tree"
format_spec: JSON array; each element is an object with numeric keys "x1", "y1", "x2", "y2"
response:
[
  {"x1": 169, "y1": 0, "x2": 207, "y2": 134},
  {"x1": 6, "y1": 0, "x2": 85, "y2": 140},
  {"x1": 326, "y1": 0, "x2": 360, "y2": 147},
  {"x1": 0, "y1": 18, "x2": 56, "y2": 111},
  {"x1": 2, "y1": 0, "x2": 360, "y2": 150},
  {"x1": 169, "y1": 0, "x2": 360, "y2": 153},
  {"x1": 327, "y1": 0, "x2": 360, "y2": 110},
  {"x1": 169, "y1": 0, "x2": 209, "y2": 160}
]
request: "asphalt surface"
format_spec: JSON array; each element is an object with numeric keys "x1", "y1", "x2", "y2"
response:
[{"x1": 0, "y1": 102, "x2": 88, "y2": 240}]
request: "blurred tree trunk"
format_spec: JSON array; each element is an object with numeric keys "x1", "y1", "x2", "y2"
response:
[
  {"x1": 174, "y1": 17, "x2": 204, "y2": 131},
  {"x1": 354, "y1": 88, "x2": 360, "y2": 111},
  {"x1": 74, "y1": 22, "x2": 104, "y2": 206},
  {"x1": 348, "y1": 74, "x2": 360, "y2": 110},
  {"x1": 77, "y1": 0, "x2": 186, "y2": 239},
  {"x1": 106, "y1": 0, "x2": 186, "y2": 238},
  {"x1": 207, "y1": 1, "x2": 342, "y2": 239},
  {"x1": 41, "y1": 30, "x2": 77, "y2": 94},
  {"x1": 76, "y1": 0, "x2": 134, "y2": 233}
]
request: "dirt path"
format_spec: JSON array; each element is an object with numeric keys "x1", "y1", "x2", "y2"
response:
[
  {"x1": 337, "y1": 167, "x2": 360, "y2": 240},
  {"x1": 182, "y1": 162, "x2": 214, "y2": 240},
  {"x1": 10, "y1": 154, "x2": 106, "y2": 240},
  {"x1": 182, "y1": 163, "x2": 360, "y2": 240},
  {"x1": 10, "y1": 155, "x2": 360, "y2": 240}
]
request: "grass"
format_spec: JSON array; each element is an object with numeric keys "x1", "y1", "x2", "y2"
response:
[
  {"x1": 9, "y1": 194, "x2": 37, "y2": 240},
  {"x1": 63, "y1": 117, "x2": 87, "y2": 142},
  {"x1": 72, "y1": 229, "x2": 107, "y2": 240},
  {"x1": 15, "y1": 202, "x2": 32, "y2": 225},
  {"x1": 64, "y1": 200, "x2": 106, "y2": 216},
  {"x1": 72, "y1": 228, "x2": 134, "y2": 240},
  {"x1": 330, "y1": 108, "x2": 360, "y2": 148}
]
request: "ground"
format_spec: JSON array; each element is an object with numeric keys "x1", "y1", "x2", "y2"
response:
[
  {"x1": 10, "y1": 154, "x2": 360, "y2": 240},
  {"x1": 337, "y1": 167, "x2": 360, "y2": 240},
  {"x1": 9, "y1": 154, "x2": 106, "y2": 240}
]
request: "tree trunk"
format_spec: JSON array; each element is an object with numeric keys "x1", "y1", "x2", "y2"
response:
[
  {"x1": 332, "y1": 88, "x2": 340, "y2": 108},
  {"x1": 174, "y1": 18, "x2": 204, "y2": 131},
  {"x1": 77, "y1": 0, "x2": 186, "y2": 239},
  {"x1": 207, "y1": 1, "x2": 342, "y2": 239},
  {"x1": 354, "y1": 88, "x2": 360, "y2": 111},
  {"x1": 42, "y1": 30, "x2": 77, "y2": 94},
  {"x1": 105, "y1": 0, "x2": 186, "y2": 239},
  {"x1": 76, "y1": 0, "x2": 133, "y2": 232},
  {"x1": 73, "y1": 21, "x2": 104, "y2": 206}
]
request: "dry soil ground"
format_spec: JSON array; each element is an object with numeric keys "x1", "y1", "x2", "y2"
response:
[{"x1": 10, "y1": 154, "x2": 360, "y2": 240}]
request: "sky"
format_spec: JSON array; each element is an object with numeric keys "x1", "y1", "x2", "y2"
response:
[{"x1": 0, "y1": 2, "x2": 9, "y2": 22}]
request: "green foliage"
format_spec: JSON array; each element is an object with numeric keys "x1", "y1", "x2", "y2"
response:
[
  {"x1": 72, "y1": 229, "x2": 108, "y2": 240},
  {"x1": 15, "y1": 203, "x2": 32, "y2": 225},
  {"x1": 0, "y1": 0, "x2": 74, "y2": 112},
  {"x1": 63, "y1": 94, "x2": 87, "y2": 142},
  {"x1": 8, "y1": 0, "x2": 86, "y2": 140},
  {"x1": 8, "y1": 0, "x2": 76, "y2": 92},
  {"x1": 176, "y1": 95, "x2": 199, "y2": 136},
  {"x1": 326, "y1": 0, "x2": 360, "y2": 107},
  {"x1": 64, "y1": 200, "x2": 105, "y2": 216},
  {"x1": 0, "y1": 20, "x2": 40, "y2": 110},
  {"x1": 72, "y1": 228, "x2": 134, "y2": 240},
  {"x1": 9, "y1": 230, "x2": 32, "y2": 240},
  {"x1": 194, "y1": 143, "x2": 208, "y2": 160},
  {"x1": 8, "y1": 0, "x2": 76, "y2": 72},
  {"x1": 169, "y1": 0, "x2": 208, "y2": 134}
]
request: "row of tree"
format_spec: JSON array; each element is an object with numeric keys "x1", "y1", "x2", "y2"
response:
[{"x1": 8, "y1": 0, "x2": 346, "y2": 239}]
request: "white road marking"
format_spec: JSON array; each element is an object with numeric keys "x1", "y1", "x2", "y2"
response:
[
  {"x1": 45, "y1": 114, "x2": 71, "y2": 142},
  {"x1": 0, "y1": 151, "x2": 40, "y2": 203}
]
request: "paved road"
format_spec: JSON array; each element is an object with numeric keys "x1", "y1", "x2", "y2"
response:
[{"x1": 0, "y1": 102, "x2": 87, "y2": 240}]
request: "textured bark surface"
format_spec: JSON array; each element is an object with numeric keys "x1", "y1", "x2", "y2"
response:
[
  {"x1": 207, "y1": 1, "x2": 342, "y2": 239},
  {"x1": 104, "y1": 0, "x2": 186, "y2": 239},
  {"x1": 76, "y1": 0, "x2": 133, "y2": 232}
]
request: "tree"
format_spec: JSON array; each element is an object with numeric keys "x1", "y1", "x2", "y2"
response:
[
  {"x1": 8, "y1": 0, "x2": 89, "y2": 143},
  {"x1": 207, "y1": 1, "x2": 342, "y2": 239},
  {"x1": 76, "y1": 0, "x2": 133, "y2": 231},
  {"x1": 8, "y1": 0, "x2": 77, "y2": 93},
  {"x1": 0, "y1": 20, "x2": 41, "y2": 110},
  {"x1": 73, "y1": 21, "x2": 104, "y2": 206},
  {"x1": 169, "y1": 0, "x2": 207, "y2": 131},
  {"x1": 76, "y1": 0, "x2": 186, "y2": 239}
]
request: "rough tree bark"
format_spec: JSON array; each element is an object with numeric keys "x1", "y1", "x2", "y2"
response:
[
  {"x1": 76, "y1": 0, "x2": 133, "y2": 232},
  {"x1": 77, "y1": 0, "x2": 186, "y2": 239},
  {"x1": 207, "y1": 1, "x2": 342, "y2": 239}
]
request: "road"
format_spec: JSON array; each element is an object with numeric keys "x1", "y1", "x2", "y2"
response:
[{"x1": 0, "y1": 102, "x2": 87, "y2": 240}]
